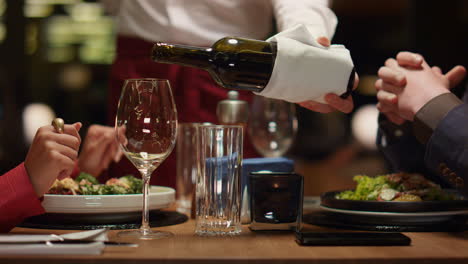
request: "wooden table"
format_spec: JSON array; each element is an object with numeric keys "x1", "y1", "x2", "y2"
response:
[{"x1": 3, "y1": 219, "x2": 468, "y2": 264}]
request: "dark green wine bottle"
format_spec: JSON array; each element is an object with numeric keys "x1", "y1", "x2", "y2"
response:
[{"x1": 151, "y1": 37, "x2": 355, "y2": 96}]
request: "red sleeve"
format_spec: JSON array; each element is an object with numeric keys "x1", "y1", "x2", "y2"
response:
[{"x1": 0, "y1": 163, "x2": 45, "y2": 232}]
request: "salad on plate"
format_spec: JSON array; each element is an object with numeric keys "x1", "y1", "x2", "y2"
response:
[
  {"x1": 336, "y1": 172, "x2": 459, "y2": 202},
  {"x1": 47, "y1": 173, "x2": 142, "y2": 195}
]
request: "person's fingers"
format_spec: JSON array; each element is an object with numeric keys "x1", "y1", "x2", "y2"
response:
[
  {"x1": 52, "y1": 133, "x2": 81, "y2": 151},
  {"x1": 39, "y1": 125, "x2": 80, "y2": 150},
  {"x1": 88, "y1": 139, "x2": 108, "y2": 162},
  {"x1": 384, "y1": 112, "x2": 406, "y2": 125},
  {"x1": 102, "y1": 143, "x2": 118, "y2": 171},
  {"x1": 375, "y1": 78, "x2": 383, "y2": 91},
  {"x1": 108, "y1": 138, "x2": 123, "y2": 163},
  {"x1": 375, "y1": 78, "x2": 404, "y2": 94},
  {"x1": 58, "y1": 170, "x2": 71, "y2": 180},
  {"x1": 101, "y1": 131, "x2": 122, "y2": 164},
  {"x1": 35, "y1": 127, "x2": 80, "y2": 151},
  {"x1": 316, "y1": 36, "x2": 330, "y2": 47},
  {"x1": 445, "y1": 65, "x2": 467, "y2": 89},
  {"x1": 116, "y1": 125, "x2": 128, "y2": 146},
  {"x1": 51, "y1": 142, "x2": 79, "y2": 161},
  {"x1": 352, "y1": 72, "x2": 359, "y2": 90},
  {"x1": 114, "y1": 148, "x2": 123, "y2": 162},
  {"x1": 376, "y1": 102, "x2": 395, "y2": 114},
  {"x1": 396, "y1": 51, "x2": 423, "y2": 68},
  {"x1": 99, "y1": 131, "x2": 118, "y2": 165},
  {"x1": 48, "y1": 149, "x2": 77, "y2": 174},
  {"x1": 63, "y1": 123, "x2": 82, "y2": 144},
  {"x1": 73, "y1": 122, "x2": 82, "y2": 132},
  {"x1": 431, "y1": 66, "x2": 443, "y2": 76},
  {"x1": 298, "y1": 101, "x2": 334, "y2": 113},
  {"x1": 376, "y1": 90, "x2": 398, "y2": 105},
  {"x1": 384, "y1": 58, "x2": 401, "y2": 70},
  {"x1": 51, "y1": 151, "x2": 76, "y2": 178},
  {"x1": 377, "y1": 66, "x2": 406, "y2": 86},
  {"x1": 324, "y1": 93, "x2": 354, "y2": 113}
]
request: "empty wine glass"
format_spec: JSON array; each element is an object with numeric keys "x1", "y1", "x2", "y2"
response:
[
  {"x1": 248, "y1": 95, "x2": 298, "y2": 157},
  {"x1": 115, "y1": 78, "x2": 177, "y2": 240}
]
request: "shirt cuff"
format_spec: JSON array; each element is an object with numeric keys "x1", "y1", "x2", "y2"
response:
[{"x1": 413, "y1": 93, "x2": 463, "y2": 144}]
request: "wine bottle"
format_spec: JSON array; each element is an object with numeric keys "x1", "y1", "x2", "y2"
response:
[{"x1": 151, "y1": 37, "x2": 355, "y2": 97}]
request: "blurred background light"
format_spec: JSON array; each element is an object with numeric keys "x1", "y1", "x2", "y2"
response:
[
  {"x1": 24, "y1": 4, "x2": 53, "y2": 18},
  {"x1": 351, "y1": 104, "x2": 379, "y2": 151},
  {"x1": 22, "y1": 103, "x2": 56, "y2": 145}
]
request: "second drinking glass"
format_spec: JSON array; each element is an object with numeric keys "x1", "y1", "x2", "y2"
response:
[
  {"x1": 195, "y1": 125, "x2": 243, "y2": 236},
  {"x1": 248, "y1": 95, "x2": 298, "y2": 158}
]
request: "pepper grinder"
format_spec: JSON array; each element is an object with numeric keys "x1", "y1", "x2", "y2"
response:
[{"x1": 216, "y1": 91, "x2": 249, "y2": 126}]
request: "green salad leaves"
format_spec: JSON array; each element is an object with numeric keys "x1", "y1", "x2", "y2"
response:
[{"x1": 48, "y1": 173, "x2": 143, "y2": 195}]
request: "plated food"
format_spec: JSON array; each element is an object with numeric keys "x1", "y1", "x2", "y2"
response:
[
  {"x1": 47, "y1": 173, "x2": 142, "y2": 195},
  {"x1": 336, "y1": 172, "x2": 459, "y2": 202}
]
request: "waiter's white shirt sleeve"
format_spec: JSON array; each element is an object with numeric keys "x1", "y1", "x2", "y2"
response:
[
  {"x1": 112, "y1": 0, "x2": 337, "y2": 45},
  {"x1": 272, "y1": 0, "x2": 337, "y2": 39}
]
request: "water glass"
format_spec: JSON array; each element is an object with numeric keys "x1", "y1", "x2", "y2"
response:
[
  {"x1": 195, "y1": 125, "x2": 243, "y2": 236},
  {"x1": 248, "y1": 95, "x2": 298, "y2": 157},
  {"x1": 176, "y1": 123, "x2": 201, "y2": 214}
]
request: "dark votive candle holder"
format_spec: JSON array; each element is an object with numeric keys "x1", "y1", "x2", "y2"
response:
[{"x1": 249, "y1": 172, "x2": 303, "y2": 231}]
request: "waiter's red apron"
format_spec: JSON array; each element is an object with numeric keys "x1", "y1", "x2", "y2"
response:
[{"x1": 104, "y1": 36, "x2": 259, "y2": 188}]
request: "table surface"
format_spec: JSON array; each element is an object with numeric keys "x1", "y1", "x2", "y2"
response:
[{"x1": 3, "y1": 218, "x2": 468, "y2": 264}]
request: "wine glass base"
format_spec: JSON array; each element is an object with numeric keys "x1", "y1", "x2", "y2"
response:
[{"x1": 117, "y1": 229, "x2": 174, "y2": 240}]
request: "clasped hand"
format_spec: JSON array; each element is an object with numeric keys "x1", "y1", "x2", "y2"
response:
[{"x1": 375, "y1": 51, "x2": 466, "y2": 124}]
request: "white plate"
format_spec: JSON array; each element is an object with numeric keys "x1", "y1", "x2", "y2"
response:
[
  {"x1": 320, "y1": 205, "x2": 468, "y2": 224},
  {"x1": 320, "y1": 205, "x2": 468, "y2": 217},
  {"x1": 43, "y1": 186, "x2": 175, "y2": 214}
]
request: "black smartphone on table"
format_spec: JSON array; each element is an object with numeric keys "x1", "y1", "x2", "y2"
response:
[{"x1": 295, "y1": 231, "x2": 411, "y2": 246}]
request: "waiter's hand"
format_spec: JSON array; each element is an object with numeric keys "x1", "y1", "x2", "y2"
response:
[{"x1": 298, "y1": 36, "x2": 359, "y2": 114}]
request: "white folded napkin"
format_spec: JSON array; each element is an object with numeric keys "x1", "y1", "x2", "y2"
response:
[
  {"x1": 0, "y1": 241, "x2": 105, "y2": 255},
  {"x1": 0, "y1": 229, "x2": 108, "y2": 255},
  {"x1": 256, "y1": 24, "x2": 355, "y2": 104}
]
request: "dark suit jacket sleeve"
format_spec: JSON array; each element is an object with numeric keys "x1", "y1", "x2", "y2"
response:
[
  {"x1": 378, "y1": 92, "x2": 468, "y2": 194},
  {"x1": 0, "y1": 163, "x2": 45, "y2": 232},
  {"x1": 377, "y1": 116, "x2": 438, "y2": 183},
  {"x1": 423, "y1": 102, "x2": 468, "y2": 194}
]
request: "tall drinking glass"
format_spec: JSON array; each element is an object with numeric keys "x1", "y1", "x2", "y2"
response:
[
  {"x1": 176, "y1": 123, "x2": 201, "y2": 214},
  {"x1": 115, "y1": 78, "x2": 177, "y2": 240},
  {"x1": 195, "y1": 125, "x2": 243, "y2": 236}
]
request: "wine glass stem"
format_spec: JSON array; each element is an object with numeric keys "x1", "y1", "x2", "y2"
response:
[{"x1": 140, "y1": 172, "x2": 152, "y2": 234}]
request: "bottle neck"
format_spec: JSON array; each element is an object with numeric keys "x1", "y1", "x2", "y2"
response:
[{"x1": 152, "y1": 42, "x2": 211, "y2": 70}]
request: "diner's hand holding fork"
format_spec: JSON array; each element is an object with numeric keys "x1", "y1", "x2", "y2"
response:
[
  {"x1": 375, "y1": 51, "x2": 466, "y2": 124},
  {"x1": 24, "y1": 121, "x2": 123, "y2": 197},
  {"x1": 24, "y1": 122, "x2": 82, "y2": 197}
]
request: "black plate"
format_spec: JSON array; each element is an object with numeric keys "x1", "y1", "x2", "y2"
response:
[
  {"x1": 18, "y1": 210, "x2": 188, "y2": 230},
  {"x1": 321, "y1": 189, "x2": 468, "y2": 213},
  {"x1": 303, "y1": 211, "x2": 468, "y2": 232}
]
